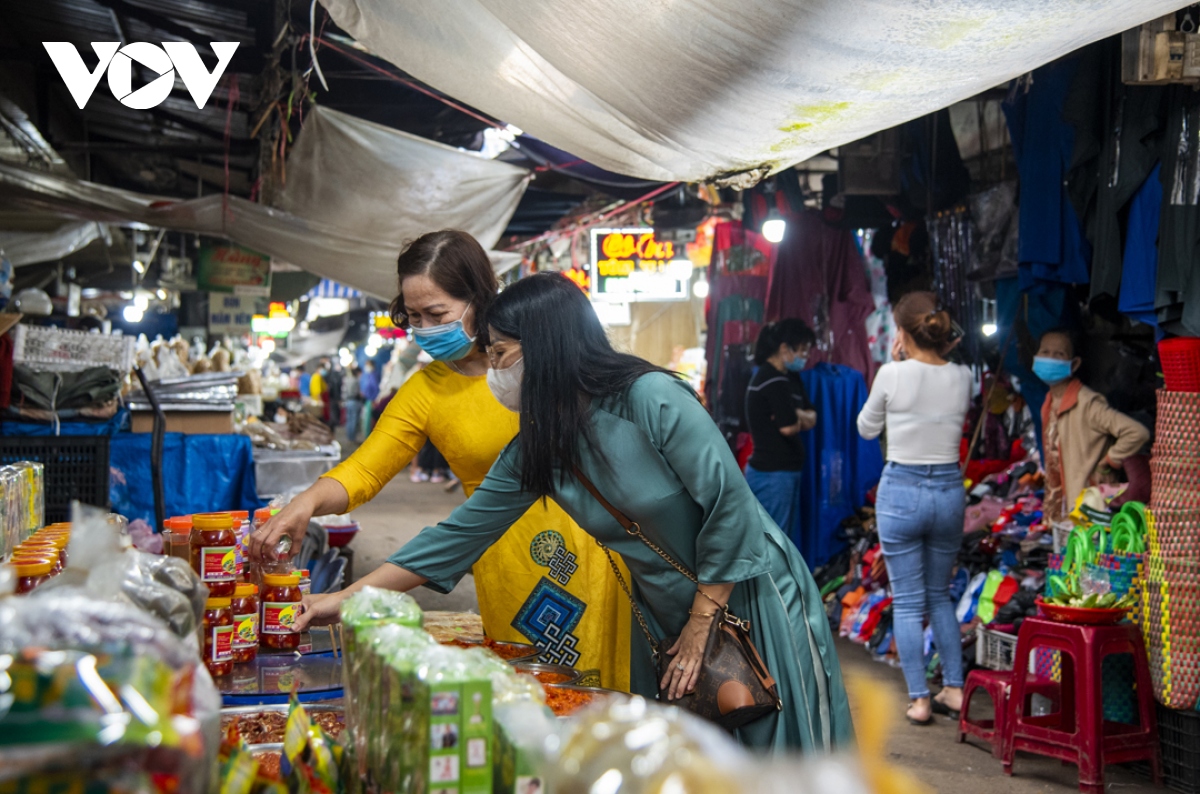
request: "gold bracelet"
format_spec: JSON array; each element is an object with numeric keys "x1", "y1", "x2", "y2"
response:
[
  {"x1": 688, "y1": 609, "x2": 717, "y2": 618},
  {"x1": 697, "y1": 589, "x2": 727, "y2": 611}
]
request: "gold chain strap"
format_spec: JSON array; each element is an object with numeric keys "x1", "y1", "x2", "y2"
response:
[{"x1": 596, "y1": 540, "x2": 661, "y2": 657}]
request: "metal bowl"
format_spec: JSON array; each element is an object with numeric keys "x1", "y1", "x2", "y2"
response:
[{"x1": 513, "y1": 662, "x2": 581, "y2": 686}]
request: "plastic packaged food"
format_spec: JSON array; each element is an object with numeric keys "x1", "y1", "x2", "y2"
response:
[
  {"x1": 204, "y1": 596, "x2": 235, "y2": 677},
  {"x1": 231, "y1": 583, "x2": 260, "y2": 664},
  {"x1": 260, "y1": 573, "x2": 301, "y2": 649},
  {"x1": 230, "y1": 510, "x2": 251, "y2": 582},
  {"x1": 8, "y1": 558, "x2": 52, "y2": 593},
  {"x1": 298, "y1": 568, "x2": 312, "y2": 597},
  {"x1": 190, "y1": 512, "x2": 239, "y2": 597}
]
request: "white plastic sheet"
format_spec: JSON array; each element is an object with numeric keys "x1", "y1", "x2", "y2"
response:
[
  {"x1": 0, "y1": 221, "x2": 108, "y2": 266},
  {"x1": 0, "y1": 108, "x2": 528, "y2": 297},
  {"x1": 280, "y1": 107, "x2": 529, "y2": 257},
  {"x1": 319, "y1": 0, "x2": 1190, "y2": 183}
]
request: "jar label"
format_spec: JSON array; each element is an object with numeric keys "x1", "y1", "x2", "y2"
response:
[
  {"x1": 233, "y1": 612, "x2": 258, "y2": 648},
  {"x1": 211, "y1": 625, "x2": 234, "y2": 663},
  {"x1": 262, "y1": 601, "x2": 299, "y2": 634},
  {"x1": 201, "y1": 545, "x2": 238, "y2": 582}
]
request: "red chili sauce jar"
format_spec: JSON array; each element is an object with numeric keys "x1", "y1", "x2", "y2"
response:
[
  {"x1": 203, "y1": 596, "x2": 235, "y2": 677},
  {"x1": 231, "y1": 583, "x2": 260, "y2": 664},
  {"x1": 260, "y1": 573, "x2": 302, "y2": 650},
  {"x1": 190, "y1": 512, "x2": 239, "y2": 597}
]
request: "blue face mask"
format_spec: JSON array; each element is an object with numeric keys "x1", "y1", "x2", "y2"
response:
[
  {"x1": 410, "y1": 305, "x2": 475, "y2": 362},
  {"x1": 785, "y1": 356, "x2": 807, "y2": 373},
  {"x1": 1033, "y1": 356, "x2": 1074, "y2": 385}
]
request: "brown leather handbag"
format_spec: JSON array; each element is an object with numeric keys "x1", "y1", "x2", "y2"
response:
[{"x1": 574, "y1": 469, "x2": 782, "y2": 731}]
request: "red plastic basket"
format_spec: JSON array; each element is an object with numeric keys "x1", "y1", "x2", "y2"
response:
[{"x1": 1159, "y1": 337, "x2": 1200, "y2": 392}]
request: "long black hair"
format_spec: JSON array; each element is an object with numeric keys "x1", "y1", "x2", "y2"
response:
[{"x1": 482, "y1": 273, "x2": 676, "y2": 498}]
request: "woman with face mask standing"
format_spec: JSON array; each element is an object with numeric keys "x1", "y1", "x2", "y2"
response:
[
  {"x1": 296, "y1": 273, "x2": 854, "y2": 754},
  {"x1": 744, "y1": 320, "x2": 818, "y2": 541},
  {"x1": 856, "y1": 291, "x2": 973, "y2": 726},
  {"x1": 249, "y1": 230, "x2": 632, "y2": 690}
]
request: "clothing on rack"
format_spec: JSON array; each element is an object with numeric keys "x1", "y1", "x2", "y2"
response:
[
  {"x1": 795, "y1": 364, "x2": 885, "y2": 568},
  {"x1": 767, "y1": 211, "x2": 876, "y2": 381}
]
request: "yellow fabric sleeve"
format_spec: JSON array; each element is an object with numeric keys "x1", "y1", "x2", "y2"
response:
[{"x1": 321, "y1": 370, "x2": 432, "y2": 510}]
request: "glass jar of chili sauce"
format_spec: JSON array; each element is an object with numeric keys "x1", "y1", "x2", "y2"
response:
[
  {"x1": 231, "y1": 583, "x2": 259, "y2": 663},
  {"x1": 260, "y1": 573, "x2": 302, "y2": 650},
  {"x1": 8, "y1": 559, "x2": 53, "y2": 593},
  {"x1": 190, "y1": 512, "x2": 239, "y2": 597},
  {"x1": 203, "y1": 597, "x2": 235, "y2": 677}
]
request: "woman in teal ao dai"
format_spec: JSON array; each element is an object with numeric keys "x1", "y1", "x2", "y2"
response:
[{"x1": 299, "y1": 273, "x2": 854, "y2": 753}]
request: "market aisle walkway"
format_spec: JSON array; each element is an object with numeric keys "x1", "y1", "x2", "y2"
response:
[{"x1": 347, "y1": 472, "x2": 1158, "y2": 792}]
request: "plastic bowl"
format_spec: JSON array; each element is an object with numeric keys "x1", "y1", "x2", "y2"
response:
[
  {"x1": 325, "y1": 524, "x2": 359, "y2": 548},
  {"x1": 1035, "y1": 597, "x2": 1130, "y2": 625}
]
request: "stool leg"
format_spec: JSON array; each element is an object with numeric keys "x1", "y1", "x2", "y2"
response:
[
  {"x1": 1076, "y1": 645, "x2": 1104, "y2": 792},
  {"x1": 992, "y1": 683, "x2": 1007, "y2": 760}
]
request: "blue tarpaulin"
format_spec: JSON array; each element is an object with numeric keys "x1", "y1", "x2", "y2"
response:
[{"x1": 109, "y1": 432, "x2": 264, "y2": 526}]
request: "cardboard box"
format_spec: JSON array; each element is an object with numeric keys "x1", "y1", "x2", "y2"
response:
[{"x1": 131, "y1": 410, "x2": 233, "y2": 435}]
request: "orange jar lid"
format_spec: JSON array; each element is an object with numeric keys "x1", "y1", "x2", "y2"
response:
[
  {"x1": 166, "y1": 516, "x2": 193, "y2": 530},
  {"x1": 230, "y1": 510, "x2": 249, "y2": 521},
  {"x1": 192, "y1": 513, "x2": 233, "y2": 530},
  {"x1": 18, "y1": 540, "x2": 55, "y2": 552},
  {"x1": 263, "y1": 573, "x2": 300, "y2": 587},
  {"x1": 205, "y1": 597, "x2": 232, "y2": 609},
  {"x1": 8, "y1": 559, "x2": 53, "y2": 576},
  {"x1": 234, "y1": 583, "x2": 259, "y2": 597},
  {"x1": 254, "y1": 508, "x2": 273, "y2": 522},
  {"x1": 10, "y1": 551, "x2": 54, "y2": 564}
]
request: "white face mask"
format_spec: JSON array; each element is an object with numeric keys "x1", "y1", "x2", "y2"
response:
[{"x1": 486, "y1": 357, "x2": 524, "y2": 413}]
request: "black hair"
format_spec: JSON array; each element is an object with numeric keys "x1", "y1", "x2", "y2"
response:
[
  {"x1": 1039, "y1": 327, "x2": 1082, "y2": 359},
  {"x1": 481, "y1": 273, "x2": 677, "y2": 498},
  {"x1": 753, "y1": 319, "x2": 816, "y2": 366}
]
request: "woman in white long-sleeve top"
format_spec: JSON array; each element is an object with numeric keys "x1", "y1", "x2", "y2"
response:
[{"x1": 857, "y1": 291, "x2": 973, "y2": 726}]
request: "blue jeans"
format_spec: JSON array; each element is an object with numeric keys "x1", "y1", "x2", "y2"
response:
[
  {"x1": 745, "y1": 465, "x2": 803, "y2": 537},
  {"x1": 875, "y1": 462, "x2": 966, "y2": 699}
]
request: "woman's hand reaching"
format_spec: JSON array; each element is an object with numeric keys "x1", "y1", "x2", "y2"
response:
[
  {"x1": 295, "y1": 591, "x2": 350, "y2": 632},
  {"x1": 661, "y1": 612, "x2": 712, "y2": 700}
]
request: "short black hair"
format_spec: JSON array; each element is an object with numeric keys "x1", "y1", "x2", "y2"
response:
[
  {"x1": 1039, "y1": 327, "x2": 1081, "y2": 358},
  {"x1": 753, "y1": 319, "x2": 816, "y2": 365}
]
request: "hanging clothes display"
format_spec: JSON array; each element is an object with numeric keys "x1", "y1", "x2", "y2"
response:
[
  {"x1": 1003, "y1": 57, "x2": 1092, "y2": 288},
  {"x1": 704, "y1": 222, "x2": 771, "y2": 448},
  {"x1": 1119, "y1": 164, "x2": 1163, "y2": 328},
  {"x1": 1156, "y1": 85, "x2": 1200, "y2": 337},
  {"x1": 766, "y1": 211, "x2": 877, "y2": 381},
  {"x1": 795, "y1": 364, "x2": 885, "y2": 569}
]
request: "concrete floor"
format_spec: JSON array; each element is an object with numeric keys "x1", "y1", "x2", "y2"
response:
[{"x1": 343, "y1": 468, "x2": 1159, "y2": 793}]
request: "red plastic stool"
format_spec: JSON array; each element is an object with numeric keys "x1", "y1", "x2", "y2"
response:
[
  {"x1": 1002, "y1": 617, "x2": 1162, "y2": 793},
  {"x1": 959, "y1": 668, "x2": 1061, "y2": 758}
]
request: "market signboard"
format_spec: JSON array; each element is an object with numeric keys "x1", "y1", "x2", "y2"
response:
[
  {"x1": 197, "y1": 244, "x2": 272, "y2": 296},
  {"x1": 208, "y1": 293, "x2": 255, "y2": 335},
  {"x1": 589, "y1": 228, "x2": 692, "y2": 302}
]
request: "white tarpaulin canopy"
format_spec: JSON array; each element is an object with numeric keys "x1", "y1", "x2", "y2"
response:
[
  {"x1": 280, "y1": 107, "x2": 530, "y2": 258},
  {"x1": 320, "y1": 0, "x2": 1190, "y2": 184},
  {"x1": 0, "y1": 107, "x2": 528, "y2": 296}
]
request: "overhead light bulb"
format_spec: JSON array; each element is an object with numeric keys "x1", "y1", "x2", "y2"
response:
[
  {"x1": 368, "y1": 332, "x2": 384, "y2": 349},
  {"x1": 761, "y1": 209, "x2": 786, "y2": 244},
  {"x1": 982, "y1": 322, "x2": 998, "y2": 337},
  {"x1": 692, "y1": 274, "x2": 710, "y2": 299},
  {"x1": 122, "y1": 305, "x2": 144, "y2": 323},
  {"x1": 260, "y1": 338, "x2": 276, "y2": 354},
  {"x1": 134, "y1": 293, "x2": 149, "y2": 311},
  {"x1": 132, "y1": 260, "x2": 146, "y2": 275}
]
